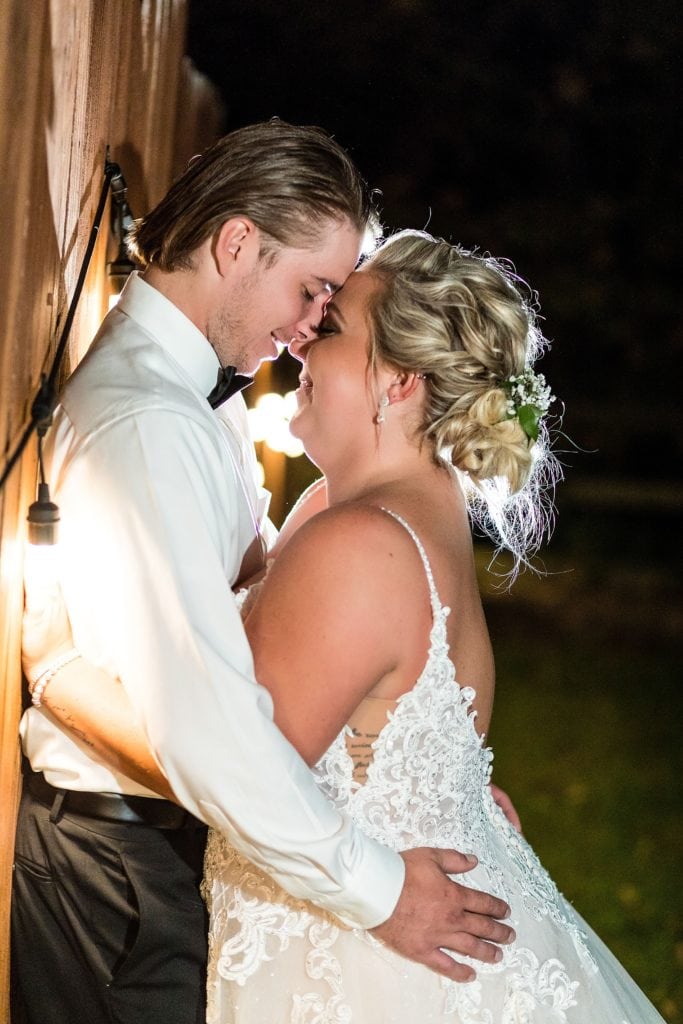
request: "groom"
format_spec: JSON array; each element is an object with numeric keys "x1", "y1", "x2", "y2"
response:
[{"x1": 13, "y1": 121, "x2": 513, "y2": 1024}]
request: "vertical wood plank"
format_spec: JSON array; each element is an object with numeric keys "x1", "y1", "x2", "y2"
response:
[{"x1": 0, "y1": 3, "x2": 222, "y2": 1018}]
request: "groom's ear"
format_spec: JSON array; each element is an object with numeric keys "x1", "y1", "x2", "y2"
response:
[
  {"x1": 213, "y1": 218, "x2": 259, "y2": 276},
  {"x1": 387, "y1": 371, "x2": 422, "y2": 406}
]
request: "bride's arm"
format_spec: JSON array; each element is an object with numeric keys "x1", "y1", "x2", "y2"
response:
[
  {"x1": 243, "y1": 504, "x2": 425, "y2": 765},
  {"x1": 22, "y1": 589, "x2": 175, "y2": 800},
  {"x1": 33, "y1": 660, "x2": 176, "y2": 801}
]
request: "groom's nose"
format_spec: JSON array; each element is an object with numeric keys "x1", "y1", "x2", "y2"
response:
[
  {"x1": 286, "y1": 293, "x2": 328, "y2": 358},
  {"x1": 273, "y1": 323, "x2": 316, "y2": 360},
  {"x1": 288, "y1": 331, "x2": 316, "y2": 362}
]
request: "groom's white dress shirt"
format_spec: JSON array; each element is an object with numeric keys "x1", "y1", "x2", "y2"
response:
[{"x1": 20, "y1": 273, "x2": 404, "y2": 928}]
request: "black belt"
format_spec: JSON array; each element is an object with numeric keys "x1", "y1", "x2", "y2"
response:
[{"x1": 25, "y1": 771, "x2": 204, "y2": 830}]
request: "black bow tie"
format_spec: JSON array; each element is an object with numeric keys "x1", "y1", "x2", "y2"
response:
[{"x1": 207, "y1": 366, "x2": 253, "y2": 409}]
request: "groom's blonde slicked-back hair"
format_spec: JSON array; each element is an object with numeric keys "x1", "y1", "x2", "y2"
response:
[{"x1": 129, "y1": 120, "x2": 375, "y2": 271}]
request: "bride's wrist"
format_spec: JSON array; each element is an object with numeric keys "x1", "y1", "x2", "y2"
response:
[{"x1": 27, "y1": 648, "x2": 81, "y2": 707}]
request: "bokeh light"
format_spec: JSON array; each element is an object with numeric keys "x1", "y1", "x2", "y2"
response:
[{"x1": 247, "y1": 391, "x2": 304, "y2": 459}]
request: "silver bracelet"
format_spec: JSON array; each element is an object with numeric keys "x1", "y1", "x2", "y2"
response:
[{"x1": 29, "y1": 649, "x2": 81, "y2": 708}]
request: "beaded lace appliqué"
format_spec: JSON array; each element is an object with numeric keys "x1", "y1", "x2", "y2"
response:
[{"x1": 205, "y1": 509, "x2": 599, "y2": 1020}]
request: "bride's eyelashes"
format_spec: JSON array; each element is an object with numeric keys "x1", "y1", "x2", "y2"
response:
[{"x1": 314, "y1": 315, "x2": 339, "y2": 338}]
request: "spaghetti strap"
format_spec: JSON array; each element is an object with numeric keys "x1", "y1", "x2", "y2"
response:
[{"x1": 379, "y1": 507, "x2": 443, "y2": 618}]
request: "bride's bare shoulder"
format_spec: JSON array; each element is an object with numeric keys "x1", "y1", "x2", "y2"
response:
[
  {"x1": 266, "y1": 501, "x2": 427, "y2": 605},
  {"x1": 284, "y1": 501, "x2": 416, "y2": 559}
]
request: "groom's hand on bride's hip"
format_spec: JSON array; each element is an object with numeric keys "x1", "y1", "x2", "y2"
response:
[{"x1": 369, "y1": 847, "x2": 514, "y2": 983}]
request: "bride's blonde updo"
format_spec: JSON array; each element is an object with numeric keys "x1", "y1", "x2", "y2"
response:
[{"x1": 364, "y1": 229, "x2": 561, "y2": 570}]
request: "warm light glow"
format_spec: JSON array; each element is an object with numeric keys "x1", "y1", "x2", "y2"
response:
[
  {"x1": 0, "y1": 536, "x2": 23, "y2": 593},
  {"x1": 247, "y1": 391, "x2": 305, "y2": 458},
  {"x1": 23, "y1": 541, "x2": 62, "y2": 601}
]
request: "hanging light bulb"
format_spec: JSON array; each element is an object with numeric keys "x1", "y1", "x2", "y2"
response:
[
  {"x1": 0, "y1": 156, "x2": 125, "y2": 573},
  {"x1": 27, "y1": 482, "x2": 59, "y2": 546},
  {"x1": 24, "y1": 430, "x2": 61, "y2": 596},
  {"x1": 23, "y1": 372, "x2": 59, "y2": 546}
]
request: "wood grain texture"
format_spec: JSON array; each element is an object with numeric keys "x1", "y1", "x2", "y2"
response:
[{"x1": 0, "y1": 3, "x2": 222, "y2": 1018}]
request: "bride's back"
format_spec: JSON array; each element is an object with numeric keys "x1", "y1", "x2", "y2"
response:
[{"x1": 354, "y1": 465, "x2": 496, "y2": 740}]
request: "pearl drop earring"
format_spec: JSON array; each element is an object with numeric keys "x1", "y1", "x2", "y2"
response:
[{"x1": 376, "y1": 394, "x2": 390, "y2": 425}]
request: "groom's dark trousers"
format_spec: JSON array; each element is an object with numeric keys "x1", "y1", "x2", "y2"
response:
[{"x1": 11, "y1": 769, "x2": 208, "y2": 1024}]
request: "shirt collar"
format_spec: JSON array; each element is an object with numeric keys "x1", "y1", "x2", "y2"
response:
[{"x1": 116, "y1": 272, "x2": 220, "y2": 398}]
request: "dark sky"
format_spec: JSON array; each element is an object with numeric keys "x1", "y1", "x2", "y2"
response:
[{"x1": 187, "y1": 0, "x2": 681, "y2": 479}]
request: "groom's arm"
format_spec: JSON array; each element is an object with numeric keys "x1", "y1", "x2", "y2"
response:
[{"x1": 41, "y1": 406, "x2": 405, "y2": 930}]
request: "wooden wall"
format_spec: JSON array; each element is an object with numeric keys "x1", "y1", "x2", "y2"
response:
[{"x1": 0, "y1": 2, "x2": 223, "y2": 1018}]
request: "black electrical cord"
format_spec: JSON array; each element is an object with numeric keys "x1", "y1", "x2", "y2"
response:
[{"x1": 0, "y1": 156, "x2": 122, "y2": 494}]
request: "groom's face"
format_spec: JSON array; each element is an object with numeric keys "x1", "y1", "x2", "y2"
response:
[{"x1": 212, "y1": 217, "x2": 363, "y2": 375}]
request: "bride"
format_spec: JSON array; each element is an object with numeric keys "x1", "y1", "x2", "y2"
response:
[{"x1": 22, "y1": 230, "x2": 664, "y2": 1022}]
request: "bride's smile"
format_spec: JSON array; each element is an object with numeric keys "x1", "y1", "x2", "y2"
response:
[
  {"x1": 288, "y1": 271, "x2": 384, "y2": 454},
  {"x1": 295, "y1": 369, "x2": 313, "y2": 399}
]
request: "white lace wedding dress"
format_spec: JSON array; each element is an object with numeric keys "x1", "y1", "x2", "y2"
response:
[{"x1": 202, "y1": 512, "x2": 665, "y2": 1023}]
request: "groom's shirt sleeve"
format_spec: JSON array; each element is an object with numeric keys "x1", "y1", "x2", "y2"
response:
[{"x1": 37, "y1": 401, "x2": 404, "y2": 930}]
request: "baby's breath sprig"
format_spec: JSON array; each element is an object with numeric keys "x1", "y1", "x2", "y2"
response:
[{"x1": 503, "y1": 368, "x2": 555, "y2": 442}]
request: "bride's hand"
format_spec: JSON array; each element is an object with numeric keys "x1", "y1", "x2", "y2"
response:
[
  {"x1": 489, "y1": 783, "x2": 523, "y2": 834},
  {"x1": 22, "y1": 567, "x2": 74, "y2": 684}
]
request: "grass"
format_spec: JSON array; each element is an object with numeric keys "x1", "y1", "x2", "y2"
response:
[{"x1": 481, "y1": 525, "x2": 682, "y2": 1022}]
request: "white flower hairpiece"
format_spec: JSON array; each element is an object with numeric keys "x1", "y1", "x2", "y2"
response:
[{"x1": 503, "y1": 368, "x2": 555, "y2": 442}]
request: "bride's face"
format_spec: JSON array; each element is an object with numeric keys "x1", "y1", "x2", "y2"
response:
[{"x1": 289, "y1": 270, "x2": 381, "y2": 465}]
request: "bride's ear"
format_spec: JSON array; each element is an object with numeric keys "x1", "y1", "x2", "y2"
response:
[{"x1": 386, "y1": 371, "x2": 423, "y2": 406}]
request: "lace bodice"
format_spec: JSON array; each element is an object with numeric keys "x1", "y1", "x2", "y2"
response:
[
  {"x1": 313, "y1": 510, "x2": 494, "y2": 855},
  {"x1": 203, "y1": 511, "x2": 660, "y2": 1023}
]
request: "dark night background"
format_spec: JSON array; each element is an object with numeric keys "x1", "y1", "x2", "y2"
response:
[
  {"x1": 187, "y1": 1, "x2": 682, "y2": 1016},
  {"x1": 187, "y1": 0, "x2": 681, "y2": 477}
]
